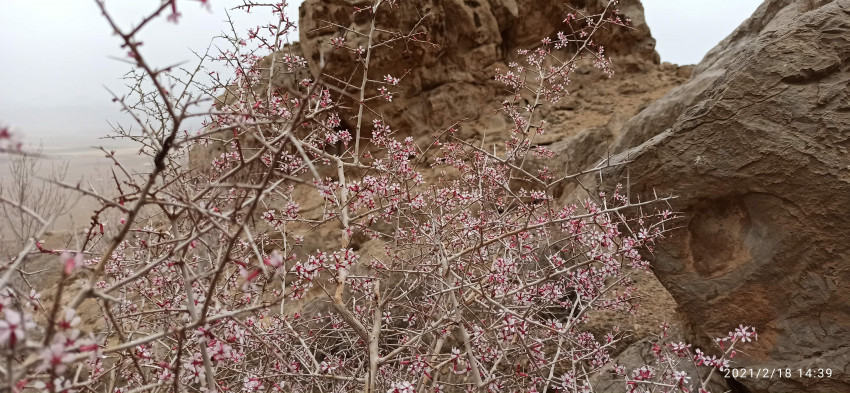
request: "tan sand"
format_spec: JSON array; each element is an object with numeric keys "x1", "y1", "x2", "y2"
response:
[{"x1": 0, "y1": 145, "x2": 154, "y2": 244}]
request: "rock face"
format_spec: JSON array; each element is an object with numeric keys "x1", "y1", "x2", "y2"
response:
[
  {"x1": 193, "y1": 2, "x2": 850, "y2": 391},
  {"x1": 193, "y1": 1, "x2": 688, "y2": 178},
  {"x1": 613, "y1": 0, "x2": 839, "y2": 153},
  {"x1": 298, "y1": 0, "x2": 667, "y2": 140},
  {"x1": 605, "y1": 1, "x2": 850, "y2": 391},
  {"x1": 290, "y1": 0, "x2": 690, "y2": 342},
  {"x1": 276, "y1": 0, "x2": 686, "y2": 333}
]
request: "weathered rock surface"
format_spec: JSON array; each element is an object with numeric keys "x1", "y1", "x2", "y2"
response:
[
  {"x1": 613, "y1": 0, "x2": 839, "y2": 153},
  {"x1": 298, "y1": 0, "x2": 671, "y2": 140},
  {"x1": 191, "y1": 1, "x2": 687, "y2": 175},
  {"x1": 188, "y1": 0, "x2": 850, "y2": 391},
  {"x1": 604, "y1": 1, "x2": 850, "y2": 391},
  {"x1": 290, "y1": 0, "x2": 690, "y2": 344}
]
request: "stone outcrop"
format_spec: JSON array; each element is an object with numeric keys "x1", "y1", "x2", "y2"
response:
[
  {"x1": 192, "y1": 1, "x2": 688, "y2": 175},
  {"x1": 613, "y1": 0, "x2": 840, "y2": 153},
  {"x1": 192, "y1": 1, "x2": 850, "y2": 391},
  {"x1": 297, "y1": 0, "x2": 671, "y2": 140},
  {"x1": 603, "y1": 1, "x2": 850, "y2": 391},
  {"x1": 289, "y1": 0, "x2": 690, "y2": 348}
]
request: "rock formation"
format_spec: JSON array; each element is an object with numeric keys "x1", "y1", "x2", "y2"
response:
[
  {"x1": 192, "y1": 0, "x2": 850, "y2": 391},
  {"x1": 297, "y1": 0, "x2": 676, "y2": 142},
  {"x1": 290, "y1": 0, "x2": 689, "y2": 346},
  {"x1": 603, "y1": 1, "x2": 850, "y2": 391}
]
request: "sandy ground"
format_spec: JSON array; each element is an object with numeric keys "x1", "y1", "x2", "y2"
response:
[
  {"x1": 0, "y1": 145, "x2": 152, "y2": 246},
  {"x1": 0, "y1": 144, "x2": 155, "y2": 311}
]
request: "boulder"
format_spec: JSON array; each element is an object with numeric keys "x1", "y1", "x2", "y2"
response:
[
  {"x1": 613, "y1": 0, "x2": 838, "y2": 153},
  {"x1": 606, "y1": 1, "x2": 850, "y2": 391}
]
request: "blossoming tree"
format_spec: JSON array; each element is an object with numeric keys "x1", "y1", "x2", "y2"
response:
[{"x1": 0, "y1": 1, "x2": 754, "y2": 392}]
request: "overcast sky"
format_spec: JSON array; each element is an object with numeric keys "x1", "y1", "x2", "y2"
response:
[{"x1": 0, "y1": 0, "x2": 763, "y2": 150}]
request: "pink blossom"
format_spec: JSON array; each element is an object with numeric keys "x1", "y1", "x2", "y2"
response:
[
  {"x1": 38, "y1": 342, "x2": 75, "y2": 374},
  {"x1": 387, "y1": 381, "x2": 414, "y2": 393},
  {"x1": 57, "y1": 308, "x2": 81, "y2": 331},
  {"x1": 61, "y1": 251, "x2": 84, "y2": 275},
  {"x1": 0, "y1": 310, "x2": 28, "y2": 347}
]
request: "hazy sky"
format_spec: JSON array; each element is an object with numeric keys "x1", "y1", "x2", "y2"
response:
[{"x1": 0, "y1": 0, "x2": 762, "y2": 150}]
